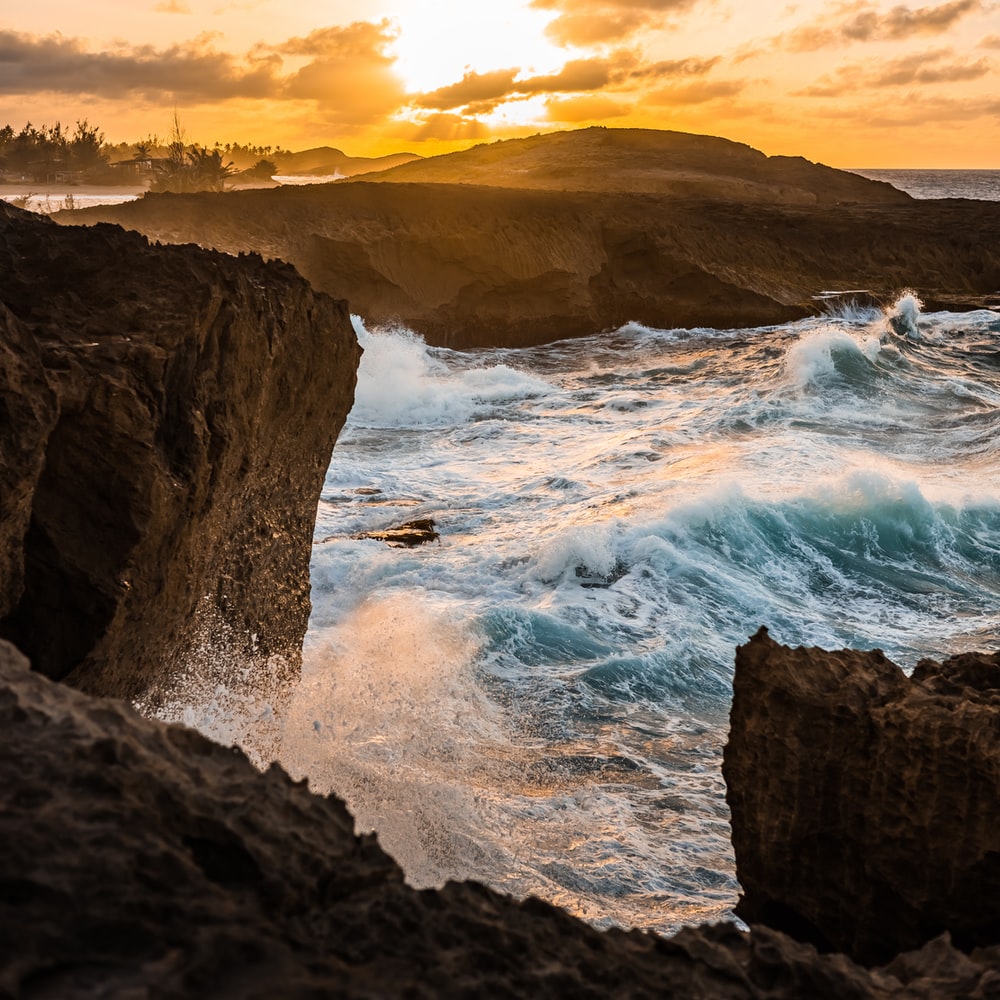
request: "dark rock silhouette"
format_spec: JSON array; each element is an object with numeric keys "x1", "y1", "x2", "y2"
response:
[
  {"x1": 725, "y1": 627, "x2": 1000, "y2": 966},
  {"x1": 4, "y1": 638, "x2": 1000, "y2": 999},
  {"x1": 359, "y1": 517, "x2": 440, "y2": 547},
  {"x1": 0, "y1": 202, "x2": 360, "y2": 703},
  {"x1": 61, "y1": 128, "x2": 1000, "y2": 349}
]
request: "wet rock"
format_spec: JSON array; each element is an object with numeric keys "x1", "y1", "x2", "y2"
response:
[
  {"x1": 360, "y1": 517, "x2": 440, "y2": 547},
  {"x1": 724, "y1": 627, "x2": 1000, "y2": 965},
  {"x1": 5, "y1": 640, "x2": 1000, "y2": 998},
  {"x1": 0, "y1": 203, "x2": 361, "y2": 703}
]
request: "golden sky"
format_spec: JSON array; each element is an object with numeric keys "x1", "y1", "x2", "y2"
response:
[{"x1": 2, "y1": 0, "x2": 998, "y2": 166}]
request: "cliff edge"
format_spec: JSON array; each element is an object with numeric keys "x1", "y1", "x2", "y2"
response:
[{"x1": 0, "y1": 202, "x2": 360, "y2": 705}]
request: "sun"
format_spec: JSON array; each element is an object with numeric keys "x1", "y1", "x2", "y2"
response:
[{"x1": 388, "y1": 0, "x2": 566, "y2": 96}]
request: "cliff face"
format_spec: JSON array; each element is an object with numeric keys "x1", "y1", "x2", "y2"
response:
[
  {"x1": 724, "y1": 628, "x2": 1000, "y2": 966},
  {"x1": 5, "y1": 638, "x2": 1000, "y2": 999},
  {"x1": 63, "y1": 182, "x2": 1000, "y2": 349},
  {"x1": 0, "y1": 203, "x2": 360, "y2": 703}
]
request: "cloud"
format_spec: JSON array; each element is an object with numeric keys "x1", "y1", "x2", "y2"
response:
[
  {"x1": 279, "y1": 21, "x2": 407, "y2": 121},
  {"x1": 530, "y1": 0, "x2": 699, "y2": 47},
  {"x1": 0, "y1": 22, "x2": 406, "y2": 124},
  {"x1": 0, "y1": 30, "x2": 279, "y2": 100},
  {"x1": 545, "y1": 94, "x2": 632, "y2": 120},
  {"x1": 153, "y1": 1, "x2": 192, "y2": 12},
  {"x1": 646, "y1": 79, "x2": 746, "y2": 105},
  {"x1": 796, "y1": 48, "x2": 990, "y2": 94},
  {"x1": 415, "y1": 68, "x2": 520, "y2": 111},
  {"x1": 979, "y1": 34, "x2": 1000, "y2": 47},
  {"x1": 784, "y1": 0, "x2": 983, "y2": 50},
  {"x1": 412, "y1": 55, "x2": 627, "y2": 113},
  {"x1": 406, "y1": 113, "x2": 490, "y2": 142}
]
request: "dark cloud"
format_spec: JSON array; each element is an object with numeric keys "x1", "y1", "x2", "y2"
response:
[
  {"x1": 0, "y1": 30, "x2": 278, "y2": 100},
  {"x1": 0, "y1": 21, "x2": 406, "y2": 123},
  {"x1": 530, "y1": 0, "x2": 699, "y2": 47},
  {"x1": 796, "y1": 48, "x2": 990, "y2": 94},
  {"x1": 785, "y1": 0, "x2": 983, "y2": 50}
]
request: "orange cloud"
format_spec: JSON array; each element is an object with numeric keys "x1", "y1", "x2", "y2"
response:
[
  {"x1": 797, "y1": 48, "x2": 990, "y2": 94},
  {"x1": 784, "y1": 0, "x2": 983, "y2": 50},
  {"x1": 153, "y1": 1, "x2": 192, "y2": 12},
  {"x1": 530, "y1": 0, "x2": 699, "y2": 47}
]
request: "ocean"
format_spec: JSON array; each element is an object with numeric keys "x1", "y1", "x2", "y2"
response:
[{"x1": 172, "y1": 173, "x2": 1000, "y2": 939}]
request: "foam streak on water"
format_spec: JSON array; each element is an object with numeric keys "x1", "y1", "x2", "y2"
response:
[{"x1": 276, "y1": 298, "x2": 1000, "y2": 936}]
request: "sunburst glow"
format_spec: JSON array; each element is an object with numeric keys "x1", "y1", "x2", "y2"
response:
[{"x1": 389, "y1": 1, "x2": 566, "y2": 95}]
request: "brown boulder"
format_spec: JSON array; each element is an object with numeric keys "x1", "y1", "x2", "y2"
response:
[
  {"x1": 724, "y1": 627, "x2": 1000, "y2": 965},
  {"x1": 0, "y1": 203, "x2": 360, "y2": 704}
]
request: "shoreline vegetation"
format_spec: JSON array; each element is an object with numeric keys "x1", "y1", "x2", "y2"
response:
[{"x1": 0, "y1": 115, "x2": 419, "y2": 199}]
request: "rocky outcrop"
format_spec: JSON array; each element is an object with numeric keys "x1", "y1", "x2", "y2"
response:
[
  {"x1": 62, "y1": 179, "x2": 1000, "y2": 349},
  {"x1": 724, "y1": 628, "x2": 1000, "y2": 966},
  {"x1": 0, "y1": 203, "x2": 360, "y2": 703},
  {"x1": 5, "y1": 637, "x2": 1000, "y2": 999}
]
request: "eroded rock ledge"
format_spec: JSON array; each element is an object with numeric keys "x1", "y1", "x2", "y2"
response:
[
  {"x1": 4, "y1": 638, "x2": 1000, "y2": 999},
  {"x1": 0, "y1": 202, "x2": 360, "y2": 702},
  {"x1": 725, "y1": 627, "x2": 1000, "y2": 966}
]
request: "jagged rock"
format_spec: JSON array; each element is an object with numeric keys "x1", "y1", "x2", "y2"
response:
[
  {"x1": 0, "y1": 203, "x2": 360, "y2": 703},
  {"x1": 724, "y1": 628, "x2": 1000, "y2": 965},
  {"x1": 4, "y1": 638, "x2": 1000, "y2": 998},
  {"x1": 360, "y1": 517, "x2": 440, "y2": 547}
]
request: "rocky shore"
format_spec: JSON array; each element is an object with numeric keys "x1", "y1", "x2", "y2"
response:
[
  {"x1": 3, "y1": 160, "x2": 1000, "y2": 996},
  {"x1": 59, "y1": 129, "x2": 1000, "y2": 349}
]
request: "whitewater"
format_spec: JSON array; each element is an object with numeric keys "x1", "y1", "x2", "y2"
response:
[{"x1": 207, "y1": 292, "x2": 993, "y2": 938}]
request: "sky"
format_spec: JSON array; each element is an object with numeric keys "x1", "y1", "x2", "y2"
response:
[{"x1": 2, "y1": 0, "x2": 998, "y2": 167}]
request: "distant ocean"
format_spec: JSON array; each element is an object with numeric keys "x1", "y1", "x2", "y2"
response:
[{"x1": 849, "y1": 169, "x2": 1000, "y2": 201}]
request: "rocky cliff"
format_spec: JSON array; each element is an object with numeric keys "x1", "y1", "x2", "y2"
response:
[
  {"x1": 0, "y1": 202, "x2": 360, "y2": 705},
  {"x1": 4, "y1": 637, "x2": 1000, "y2": 999},
  {"x1": 63, "y1": 180, "x2": 1000, "y2": 349},
  {"x1": 724, "y1": 628, "x2": 1000, "y2": 966}
]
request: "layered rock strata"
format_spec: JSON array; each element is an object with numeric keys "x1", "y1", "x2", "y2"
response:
[
  {"x1": 4, "y1": 639, "x2": 1000, "y2": 999},
  {"x1": 0, "y1": 203, "x2": 360, "y2": 702},
  {"x1": 724, "y1": 628, "x2": 1000, "y2": 965}
]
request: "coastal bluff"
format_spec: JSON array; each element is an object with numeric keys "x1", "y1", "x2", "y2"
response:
[
  {"x1": 0, "y1": 202, "x2": 360, "y2": 702},
  {"x1": 62, "y1": 128, "x2": 1000, "y2": 349}
]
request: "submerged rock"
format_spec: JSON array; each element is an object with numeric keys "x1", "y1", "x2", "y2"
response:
[
  {"x1": 4, "y1": 638, "x2": 1000, "y2": 998},
  {"x1": 724, "y1": 627, "x2": 1000, "y2": 965},
  {"x1": 0, "y1": 203, "x2": 360, "y2": 703}
]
